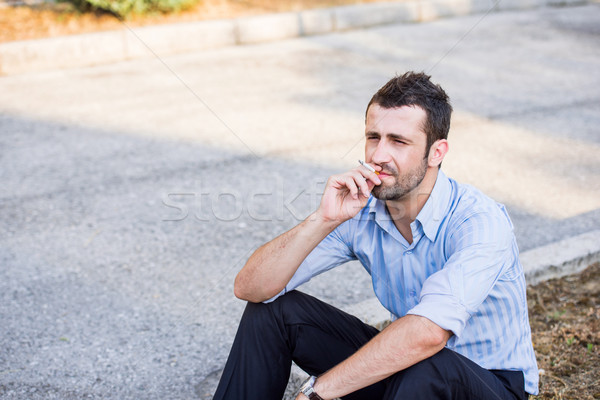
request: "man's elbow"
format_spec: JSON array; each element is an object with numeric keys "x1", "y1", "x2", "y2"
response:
[
  {"x1": 233, "y1": 276, "x2": 255, "y2": 302},
  {"x1": 233, "y1": 275, "x2": 272, "y2": 303},
  {"x1": 233, "y1": 281, "x2": 247, "y2": 301},
  {"x1": 408, "y1": 315, "x2": 451, "y2": 352},
  {"x1": 422, "y1": 325, "x2": 452, "y2": 353},
  {"x1": 430, "y1": 329, "x2": 451, "y2": 349}
]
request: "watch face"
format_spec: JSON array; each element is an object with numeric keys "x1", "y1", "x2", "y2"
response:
[
  {"x1": 300, "y1": 376, "x2": 316, "y2": 397},
  {"x1": 301, "y1": 384, "x2": 313, "y2": 395}
]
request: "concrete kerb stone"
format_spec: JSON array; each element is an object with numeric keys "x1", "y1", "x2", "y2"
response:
[
  {"x1": 0, "y1": 30, "x2": 128, "y2": 75},
  {"x1": 332, "y1": 1, "x2": 420, "y2": 31},
  {"x1": 299, "y1": 8, "x2": 335, "y2": 36},
  {"x1": 521, "y1": 229, "x2": 600, "y2": 286},
  {"x1": 0, "y1": 20, "x2": 237, "y2": 75},
  {"x1": 235, "y1": 12, "x2": 301, "y2": 44},
  {"x1": 0, "y1": 0, "x2": 592, "y2": 75},
  {"x1": 546, "y1": 0, "x2": 589, "y2": 5},
  {"x1": 419, "y1": 0, "x2": 492, "y2": 21},
  {"x1": 494, "y1": 0, "x2": 548, "y2": 11},
  {"x1": 124, "y1": 19, "x2": 237, "y2": 58}
]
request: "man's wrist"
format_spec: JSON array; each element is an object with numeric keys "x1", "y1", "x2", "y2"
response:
[
  {"x1": 299, "y1": 375, "x2": 325, "y2": 400},
  {"x1": 312, "y1": 378, "x2": 326, "y2": 399},
  {"x1": 310, "y1": 210, "x2": 343, "y2": 231}
]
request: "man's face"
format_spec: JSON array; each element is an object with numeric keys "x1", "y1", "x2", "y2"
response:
[{"x1": 365, "y1": 104, "x2": 430, "y2": 201}]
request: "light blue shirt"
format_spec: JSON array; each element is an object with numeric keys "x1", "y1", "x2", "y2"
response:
[{"x1": 272, "y1": 170, "x2": 539, "y2": 394}]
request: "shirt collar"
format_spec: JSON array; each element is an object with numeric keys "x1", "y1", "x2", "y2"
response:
[
  {"x1": 365, "y1": 194, "x2": 405, "y2": 243},
  {"x1": 366, "y1": 169, "x2": 452, "y2": 242},
  {"x1": 415, "y1": 169, "x2": 452, "y2": 241}
]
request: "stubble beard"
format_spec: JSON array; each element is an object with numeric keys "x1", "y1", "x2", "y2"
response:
[{"x1": 371, "y1": 157, "x2": 428, "y2": 201}]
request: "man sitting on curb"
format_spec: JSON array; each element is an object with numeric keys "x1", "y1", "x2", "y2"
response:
[{"x1": 213, "y1": 71, "x2": 539, "y2": 400}]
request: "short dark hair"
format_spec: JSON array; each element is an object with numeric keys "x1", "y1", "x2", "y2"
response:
[{"x1": 366, "y1": 72, "x2": 453, "y2": 154}]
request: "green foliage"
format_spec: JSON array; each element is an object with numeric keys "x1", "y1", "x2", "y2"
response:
[{"x1": 64, "y1": 0, "x2": 198, "y2": 18}]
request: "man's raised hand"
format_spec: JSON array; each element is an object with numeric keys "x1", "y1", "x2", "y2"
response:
[{"x1": 315, "y1": 167, "x2": 381, "y2": 224}]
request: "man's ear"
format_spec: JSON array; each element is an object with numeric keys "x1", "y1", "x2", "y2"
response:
[{"x1": 428, "y1": 139, "x2": 449, "y2": 168}]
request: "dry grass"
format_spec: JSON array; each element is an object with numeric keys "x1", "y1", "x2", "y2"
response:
[{"x1": 528, "y1": 263, "x2": 600, "y2": 399}]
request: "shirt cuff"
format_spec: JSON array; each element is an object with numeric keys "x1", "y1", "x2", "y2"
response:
[
  {"x1": 407, "y1": 293, "x2": 471, "y2": 338},
  {"x1": 263, "y1": 287, "x2": 286, "y2": 304}
]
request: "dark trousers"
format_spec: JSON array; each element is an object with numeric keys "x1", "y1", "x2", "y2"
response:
[{"x1": 213, "y1": 291, "x2": 528, "y2": 400}]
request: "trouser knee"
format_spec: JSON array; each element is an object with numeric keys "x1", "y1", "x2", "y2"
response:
[
  {"x1": 384, "y1": 349, "x2": 463, "y2": 399},
  {"x1": 384, "y1": 349, "x2": 523, "y2": 400},
  {"x1": 238, "y1": 291, "x2": 303, "y2": 334}
]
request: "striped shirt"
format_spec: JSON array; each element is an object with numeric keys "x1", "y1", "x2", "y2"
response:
[{"x1": 274, "y1": 169, "x2": 539, "y2": 395}]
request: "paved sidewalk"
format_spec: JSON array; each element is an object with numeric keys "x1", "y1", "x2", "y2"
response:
[{"x1": 0, "y1": 3, "x2": 599, "y2": 399}]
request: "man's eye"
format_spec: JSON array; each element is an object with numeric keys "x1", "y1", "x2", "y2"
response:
[{"x1": 395, "y1": 140, "x2": 406, "y2": 144}]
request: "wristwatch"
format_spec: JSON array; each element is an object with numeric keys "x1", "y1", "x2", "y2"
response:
[{"x1": 299, "y1": 376, "x2": 324, "y2": 400}]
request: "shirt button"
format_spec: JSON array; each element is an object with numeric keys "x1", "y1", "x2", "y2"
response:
[
  {"x1": 409, "y1": 290, "x2": 417, "y2": 297},
  {"x1": 405, "y1": 250, "x2": 412, "y2": 255}
]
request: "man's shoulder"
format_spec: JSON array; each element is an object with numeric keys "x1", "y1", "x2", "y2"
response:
[
  {"x1": 447, "y1": 177, "x2": 502, "y2": 213},
  {"x1": 444, "y1": 177, "x2": 512, "y2": 230},
  {"x1": 439, "y1": 177, "x2": 516, "y2": 256}
]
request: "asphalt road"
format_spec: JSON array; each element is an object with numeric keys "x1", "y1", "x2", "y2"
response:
[{"x1": 1, "y1": 4, "x2": 599, "y2": 399}]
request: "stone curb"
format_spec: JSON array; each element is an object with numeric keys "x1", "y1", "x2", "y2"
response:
[
  {"x1": 283, "y1": 229, "x2": 600, "y2": 398},
  {"x1": 0, "y1": 0, "x2": 591, "y2": 75},
  {"x1": 520, "y1": 229, "x2": 600, "y2": 286}
]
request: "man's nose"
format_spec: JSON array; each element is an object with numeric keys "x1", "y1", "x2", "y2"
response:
[{"x1": 371, "y1": 142, "x2": 391, "y2": 165}]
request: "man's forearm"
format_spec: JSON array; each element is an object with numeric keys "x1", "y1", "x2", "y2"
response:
[
  {"x1": 308, "y1": 315, "x2": 451, "y2": 399},
  {"x1": 235, "y1": 167, "x2": 378, "y2": 303},
  {"x1": 234, "y1": 211, "x2": 339, "y2": 303}
]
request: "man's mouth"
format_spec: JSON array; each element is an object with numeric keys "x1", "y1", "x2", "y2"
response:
[
  {"x1": 377, "y1": 170, "x2": 394, "y2": 177},
  {"x1": 373, "y1": 164, "x2": 395, "y2": 177}
]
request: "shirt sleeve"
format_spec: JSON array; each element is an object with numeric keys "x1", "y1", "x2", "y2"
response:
[
  {"x1": 264, "y1": 221, "x2": 356, "y2": 303},
  {"x1": 407, "y1": 209, "x2": 515, "y2": 338}
]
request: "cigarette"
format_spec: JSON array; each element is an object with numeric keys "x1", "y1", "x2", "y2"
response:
[{"x1": 358, "y1": 160, "x2": 379, "y2": 175}]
